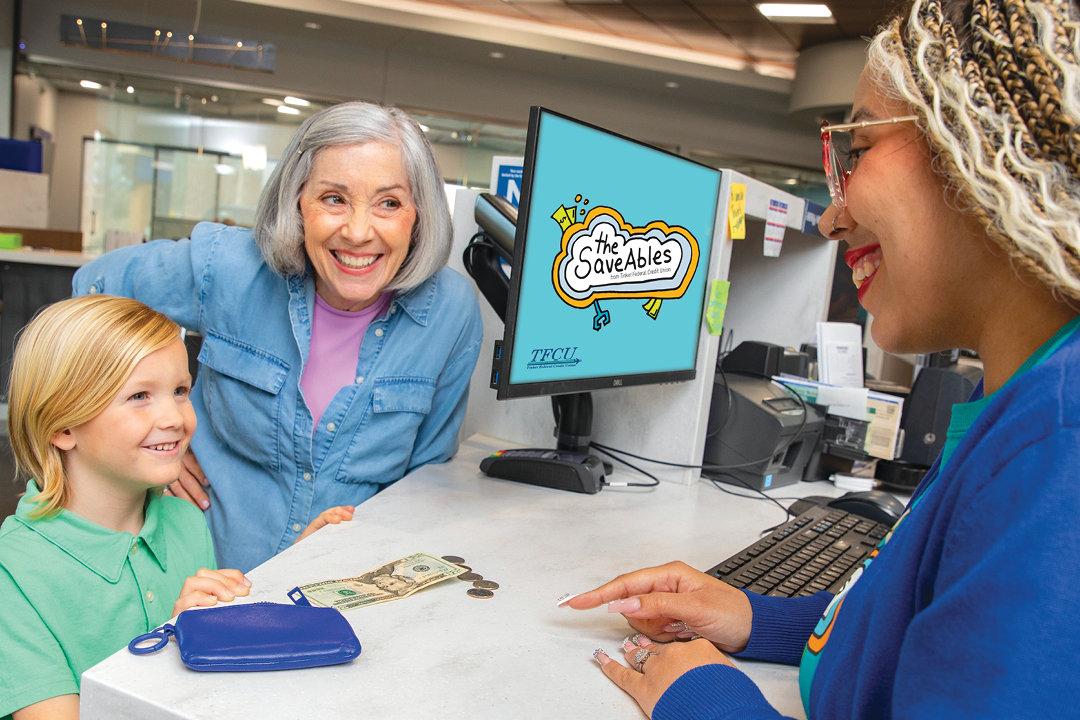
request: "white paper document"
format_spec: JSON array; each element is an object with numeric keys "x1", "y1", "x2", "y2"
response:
[
  {"x1": 763, "y1": 197, "x2": 788, "y2": 257},
  {"x1": 817, "y1": 321, "x2": 864, "y2": 388}
]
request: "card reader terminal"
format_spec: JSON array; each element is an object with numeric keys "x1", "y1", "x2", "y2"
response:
[{"x1": 479, "y1": 449, "x2": 605, "y2": 494}]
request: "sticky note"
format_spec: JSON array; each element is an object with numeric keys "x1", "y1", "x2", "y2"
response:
[
  {"x1": 728, "y1": 183, "x2": 746, "y2": 240},
  {"x1": 706, "y1": 280, "x2": 730, "y2": 335}
]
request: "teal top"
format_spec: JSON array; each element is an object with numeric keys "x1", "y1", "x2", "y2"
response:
[
  {"x1": 0, "y1": 482, "x2": 216, "y2": 719},
  {"x1": 941, "y1": 315, "x2": 1080, "y2": 468}
]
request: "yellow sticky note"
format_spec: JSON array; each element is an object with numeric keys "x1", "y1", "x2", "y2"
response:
[
  {"x1": 706, "y1": 280, "x2": 730, "y2": 335},
  {"x1": 728, "y1": 183, "x2": 746, "y2": 240}
]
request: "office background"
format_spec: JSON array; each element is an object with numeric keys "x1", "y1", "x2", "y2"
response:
[{"x1": 0, "y1": 0, "x2": 891, "y2": 518}]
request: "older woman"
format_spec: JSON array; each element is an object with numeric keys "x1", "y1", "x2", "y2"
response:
[
  {"x1": 566, "y1": 0, "x2": 1080, "y2": 717},
  {"x1": 73, "y1": 103, "x2": 482, "y2": 572}
]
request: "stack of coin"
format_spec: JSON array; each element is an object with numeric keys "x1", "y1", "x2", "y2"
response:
[{"x1": 443, "y1": 555, "x2": 500, "y2": 599}]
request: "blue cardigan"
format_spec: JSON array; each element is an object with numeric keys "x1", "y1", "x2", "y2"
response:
[{"x1": 656, "y1": 328, "x2": 1080, "y2": 719}]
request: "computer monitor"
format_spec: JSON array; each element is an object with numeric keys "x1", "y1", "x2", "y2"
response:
[
  {"x1": 479, "y1": 108, "x2": 721, "y2": 491},
  {"x1": 495, "y1": 107, "x2": 720, "y2": 397}
]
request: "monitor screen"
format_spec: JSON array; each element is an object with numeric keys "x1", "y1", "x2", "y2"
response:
[{"x1": 496, "y1": 108, "x2": 721, "y2": 400}]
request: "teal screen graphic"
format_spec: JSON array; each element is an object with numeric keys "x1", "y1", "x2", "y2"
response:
[{"x1": 508, "y1": 112, "x2": 721, "y2": 386}]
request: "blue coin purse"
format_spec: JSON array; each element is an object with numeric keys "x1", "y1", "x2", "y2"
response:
[{"x1": 128, "y1": 598, "x2": 361, "y2": 672}]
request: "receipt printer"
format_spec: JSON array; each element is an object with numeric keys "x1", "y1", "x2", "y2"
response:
[{"x1": 703, "y1": 343, "x2": 824, "y2": 491}]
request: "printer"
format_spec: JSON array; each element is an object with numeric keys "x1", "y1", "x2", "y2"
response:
[{"x1": 703, "y1": 342, "x2": 825, "y2": 491}]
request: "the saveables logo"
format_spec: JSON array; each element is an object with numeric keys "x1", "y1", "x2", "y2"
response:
[
  {"x1": 526, "y1": 346, "x2": 581, "y2": 370},
  {"x1": 552, "y1": 206, "x2": 699, "y2": 309}
]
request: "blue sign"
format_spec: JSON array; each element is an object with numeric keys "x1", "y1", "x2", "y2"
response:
[{"x1": 495, "y1": 163, "x2": 523, "y2": 208}]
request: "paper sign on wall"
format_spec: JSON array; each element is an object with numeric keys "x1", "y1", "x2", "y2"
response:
[
  {"x1": 728, "y1": 183, "x2": 746, "y2": 240},
  {"x1": 706, "y1": 280, "x2": 730, "y2": 335},
  {"x1": 763, "y1": 197, "x2": 788, "y2": 257}
]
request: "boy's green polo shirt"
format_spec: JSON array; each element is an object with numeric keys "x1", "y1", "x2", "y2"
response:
[{"x1": 0, "y1": 482, "x2": 215, "y2": 718}]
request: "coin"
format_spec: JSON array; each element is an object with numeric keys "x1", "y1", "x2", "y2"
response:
[
  {"x1": 473, "y1": 580, "x2": 499, "y2": 590},
  {"x1": 457, "y1": 572, "x2": 483, "y2": 582},
  {"x1": 467, "y1": 588, "x2": 494, "y2": 599},
  {"x1": 454, "y1": 565, "x2": 472, "y2": 572},
  {"x1": 441, "y1": 555, "x2": 465, "y2": 564}
]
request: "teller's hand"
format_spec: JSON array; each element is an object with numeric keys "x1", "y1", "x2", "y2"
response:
[
  {"x1": 566, "y1": 561, "x2": 753, "y2": 653},
  {"x1": 594, "y1": 634, "x2": 735, "y2": 718}
]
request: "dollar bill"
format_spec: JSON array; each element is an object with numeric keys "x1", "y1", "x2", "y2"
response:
[{"x1": 298, "y1": 552, "x2": 466, "y2": 611}]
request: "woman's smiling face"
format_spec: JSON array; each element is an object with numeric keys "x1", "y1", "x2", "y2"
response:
[
  {"x1": 819, "y1": 70, "x2": 998, "y2": 355},
  {"x1": 300, "y1": 142, "x2": 417, "y2": 312}
]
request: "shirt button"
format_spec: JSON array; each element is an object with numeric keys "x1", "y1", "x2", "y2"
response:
[
  {"x1": 88, "y1": 286, "x2": 98, "y2": 294},
  {"x1": 145, "y1": 590, "x2": 155, "y2": 602},
  {"x1": 327, "y1": 422, "x2": 336, "y2": 432},
  {"x1": 292, "y1": 523, "x2": 303, "y2": 533},
  {"x1": 302, "y1": 472, "x2": 312, "y2": 481},
  {"x1": 374, "y1": 328, "x2": 384, "y2": 337},
  {"x1": 355, "y1": 376, "x2": 364, "y2": 384},
  {"x1": 390, "y1": 305, "x2": 396, "y2": 314},
  {"x1": 130, "y1": 544, "x2": 138, "y2": 555}
]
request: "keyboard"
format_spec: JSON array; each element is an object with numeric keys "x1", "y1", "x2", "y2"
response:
[{"x1": 706, "y1": 504, "x2": 893, "y2": 597}]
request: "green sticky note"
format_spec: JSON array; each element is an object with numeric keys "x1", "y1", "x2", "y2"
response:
[{"x1": 706, "y1": 280, "x2": 730, "y2": 335}]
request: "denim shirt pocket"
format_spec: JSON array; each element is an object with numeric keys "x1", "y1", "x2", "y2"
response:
[
  {"x1": 334, "y1": 376, "x2": 436, "y2": 484},
  {"x1": 197, "y1": 331, "x2": 289, "y2": 472}
]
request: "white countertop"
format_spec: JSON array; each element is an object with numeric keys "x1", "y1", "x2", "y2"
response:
[
  {"x1": 81, "y1": 434, "x2": 843, "y2": 720},
  {"x1": 0, "y1": 247, "x2": 95, "y2": 267}
]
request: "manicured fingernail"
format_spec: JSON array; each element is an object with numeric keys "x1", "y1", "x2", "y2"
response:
[
  {"x1": 556, "y1": 593, "x2": 580, "y2": 607},
  {"x1": 622, "y1": 639, "x2": 636, "y2": 652},
  {"x1": 664, "y1": 622, "x2": 690, "y2": 632},
  {"x1": 592, "y1": 648, "x2": 608, "y2": 665},
  {"x1": 200, "y1": 500, "x2": 210, "y2": 510},
  {"x1": 243, "y1": 578, "x2": 252, "y2": 587},
  {"x1": 630, "y1": 632, "x2": 645, "y2": 645},
  {"x1": 607, "y1": 598, "x2": 641, "y2": 613},
  {"x1": 677, "y1": 631, "x2": 695, "y2": 638}
]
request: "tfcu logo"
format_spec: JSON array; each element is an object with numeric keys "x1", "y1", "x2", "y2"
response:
[{"x1": 526, "y1": 346, "x2": 581, "y2": 369}]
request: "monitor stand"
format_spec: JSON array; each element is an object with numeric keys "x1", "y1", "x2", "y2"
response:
[{"x1": 477, "y1": 392, "x2": 609, "y2": 493}]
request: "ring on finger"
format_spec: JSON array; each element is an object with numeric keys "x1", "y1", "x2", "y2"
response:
[{"x1": 632, "y1": 648, "x2": 659, "y2": 672}]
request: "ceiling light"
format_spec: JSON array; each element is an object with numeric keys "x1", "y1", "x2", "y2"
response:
[
  {"x1": 490, "y1": 51, "x2": 504, "y2": 59},
  {"x1": 214, "y1": 164, "x2": 236, "y2": 175},
  {"x1": 665, "y1": 81, "x2": 679, "y2": 89},
  {"x1": 284, "y1": 96, "x2": 310, "y2": 107},
  {"x1": 304, "y1": 22, "x2": 321, "y2": 29},
  {"x1": 126, "y1": 85, "x2": 134, "y2": 93},
  {"x1": 261, "y1": 98, "x2": 283, "y2": 106},
  {"x1": 756, "y1": 4, "x2": 835, "y2": 22},
  {"x1": 80, "y1": 80, "x2": 102, "y2": 89},
  {"x1": 277, "y1": 105, "x2": 300, "y2": 115}
]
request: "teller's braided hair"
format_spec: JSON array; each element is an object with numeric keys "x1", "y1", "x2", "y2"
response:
[{"x1": 868, "y1": 0, "x2": 1080, "y2": 301}]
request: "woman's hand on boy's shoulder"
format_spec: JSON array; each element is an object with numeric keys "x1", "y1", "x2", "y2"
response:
[
  {"x1": 173, "y1": 568, "x2": 252, "y2": 616},
  {"x1": 295, "y1": 506, "x2": 355, "y2": 544},
  {"x1": 164, "y1": 449, "x2": 212, "y2": 511}
]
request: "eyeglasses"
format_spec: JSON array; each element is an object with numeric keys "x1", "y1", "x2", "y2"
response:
[{"x1": 820, "y1": 115, "x2": 918, "y2": 209}]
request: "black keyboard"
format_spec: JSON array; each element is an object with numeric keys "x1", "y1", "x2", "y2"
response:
[{"x1": 706, "y1": 504, "x2": 893, "y2": 597}]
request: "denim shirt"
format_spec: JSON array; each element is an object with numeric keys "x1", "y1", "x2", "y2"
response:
[{"x1": 73, "y1": 223, "x2": 483, "y2": 572}]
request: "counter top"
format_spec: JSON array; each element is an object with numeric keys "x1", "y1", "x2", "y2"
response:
[
  {"x1": 0, "y1": 247, "x2": 95, "y2": 267},
  {"x1": 81, "y1": 434, "x2": 842, "y2": 720}
]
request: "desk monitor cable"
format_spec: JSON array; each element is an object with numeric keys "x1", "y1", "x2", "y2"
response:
[{"x1": 591, "y1": 377, "x2": 812, "y2": 524}]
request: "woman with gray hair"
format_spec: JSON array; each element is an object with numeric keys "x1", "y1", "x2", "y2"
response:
[{"x1": 73, "y1": 102, "x2": 483, "y2": 572}]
